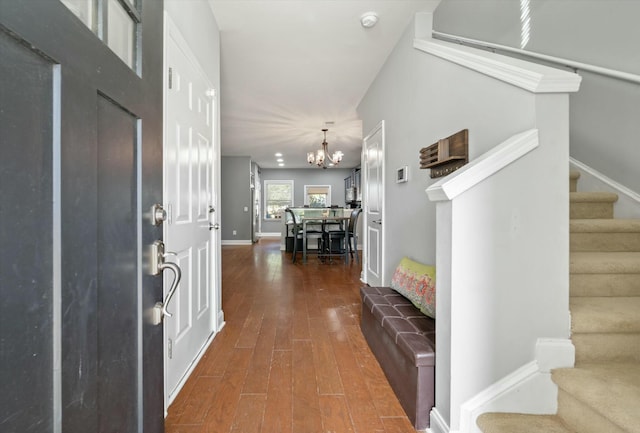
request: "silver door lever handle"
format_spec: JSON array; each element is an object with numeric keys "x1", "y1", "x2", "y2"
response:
[{"x1": 158, "y1": 261, "x2": 182, "y2": 318}]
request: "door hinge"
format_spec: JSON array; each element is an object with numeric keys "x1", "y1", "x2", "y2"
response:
[
  {"x1": 168, "y1": 338, "x2": 173, "y2": 359},
  {"x1": 168, "y1": 67, "x2": 173, "y2": 89}
]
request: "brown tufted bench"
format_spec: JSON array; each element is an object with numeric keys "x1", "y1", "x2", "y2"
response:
[{"x1": 360, "y1": 286, "x2": 435, "y2": 431}]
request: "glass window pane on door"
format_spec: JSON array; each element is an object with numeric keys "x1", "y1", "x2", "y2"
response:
[
  {"x1": 60, "y1": 0, "x2": 97, "y2": 33},
  {"x1": 107, "y1": 0, "x2": 136, "y2": 68}
]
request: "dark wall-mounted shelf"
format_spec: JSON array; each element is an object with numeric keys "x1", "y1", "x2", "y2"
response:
[{"x1": 420, "y1": 129, "x2": 468, "y2": 178}]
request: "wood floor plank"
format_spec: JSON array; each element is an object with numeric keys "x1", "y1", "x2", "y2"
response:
[
  {"x1": 166, "y1": 239, "x2": 414, "y2": 433},
  {"x1": 292, "y1": 339, "x2": 323, "y2": 433},
  {"x1": 345, "y1": 324, "x2": 406, "y2": 417},
  {"x1": 170, "y1": 376, "x2": 221, "y2": 424},
  {"x1": 230, "y1": 394, "x2": 267, "y2": 433},
  {"x1": 243, "y1": 318, "x2": 277, "y2": 394},
  {"x1": 291, "y1": 291, "x2": 311, "y2": 340},
  {"x1": 274, "y1": 310, "x2": 293, "y2": 350},
  {"x1": 330, "y1": 329, "x2": 386, "y2": 432},
  {"x1": 319, "y1": 395, "x2": 355, "y2": 433},
  {"x1": 308, "y1": 317, "x2": 344, "y2": 395},
  {"x1": 198, "y1": 324, "x2": 241, "y2": 377},
  {"x1": 381, "y1": 416, "x2": 417, "y2": 433},
  {"x1": 262, "y1": 349, "x2": 293, "y2": 433},
  {"x1": 202, "y1": 348, "x2": 253, "y2": 432},
  {"x1": 235, "y1": 304, "x2": 265, "y2": 349}
]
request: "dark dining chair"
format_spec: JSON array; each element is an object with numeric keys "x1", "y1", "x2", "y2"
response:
[
  {"x1": 346, "y1": 208, "x2": 362, "y2": 263},
  {"x1": 320, "y1": 219, "x2": 348, "y2": 264},
  {"x1": 285, "y1": 208, "x2": 322, "y2": 263}
]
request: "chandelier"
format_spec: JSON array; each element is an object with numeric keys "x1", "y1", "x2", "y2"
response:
[{"x1": 307, "y1": 128, "x2": 344, "y2": 169}]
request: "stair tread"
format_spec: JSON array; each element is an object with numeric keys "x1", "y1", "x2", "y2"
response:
[
  {"x1": 571, "y1": 218, "x2": 640, "y2": 232},
  {"x1": 571, "y1": 251, "x2": 640, "y2": 273},
  {"x1": 553, "y1": 363, "x2": 640, "y2": 433},
  {"x1": 571, "y1": 296, "x2": 640, "y2": 333},
  {"x1": 477, "y1": 413, "x2": 573, "y2": 433},
  {"x1": 570, "y1": 191, "x2": 619, "y2": 203}
]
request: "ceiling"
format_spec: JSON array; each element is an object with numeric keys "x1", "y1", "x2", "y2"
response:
[{"x1": 208, "y1": 0, "x2": 440, "y2": 169}]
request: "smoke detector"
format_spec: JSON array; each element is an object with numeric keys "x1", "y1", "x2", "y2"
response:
[{"x1": 360, "y1": 11, "x2": 378, "y2": 28}]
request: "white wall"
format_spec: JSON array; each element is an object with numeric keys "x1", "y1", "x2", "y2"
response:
[{"x1": 433, "y1": 0, "x2": 640, "y2": 200}]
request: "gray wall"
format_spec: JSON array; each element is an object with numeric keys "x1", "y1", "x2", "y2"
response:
[
  {"x1": 260, "y1": 168, "x2": 353, "y2": 234},
  {"x1": 358, "y1": 16, "x2": 540, "y2": 285},
  {"x1": 221, "y1": 156, "x2": 252, "y2": 241},
  {"x1": 433, "y1": 0, "x2": 640, "y2": 194}
]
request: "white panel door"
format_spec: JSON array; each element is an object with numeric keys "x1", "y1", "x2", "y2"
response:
[
  {"x1": 164, "y1": 18, "x2": 217, "y2": 405},
  {"x1": 364, "y1": 122, "x2": 385, "y2": 286}
]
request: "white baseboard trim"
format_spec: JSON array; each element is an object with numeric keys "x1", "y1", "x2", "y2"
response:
[
  {"x1": 166, "y1": 329, "x2": 219, "y2": 411},
  {"x1": 458, "y1": 338, "x2": 574, "y2": 433},
  {"x1": 217, "y1": 310, "x2": 225, "y2": 331},
  {"x1": 221, "y1": 240, "x2": 253, "y2": 245},
  {"x1": 570, "y1": 157, "x2": 640, "y2": 218},
  {"x1": 257, "y1": 232, "x2": 280, "y2": 238},
  {"x1": 427, "y1": 408, "x2": 450, "y2": 433}
]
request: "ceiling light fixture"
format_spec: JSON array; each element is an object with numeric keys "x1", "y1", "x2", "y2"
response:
[
  {"x1": 307, "y1": 129, "x2": 343, "y2": 169},
  {"x1": 360, "y1": 11, "x2": 378, "y2": 28}
]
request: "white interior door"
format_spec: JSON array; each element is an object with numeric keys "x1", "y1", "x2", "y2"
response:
[
  {"x1": 164, "y1": 16, "x2": 218, "y2": 406},
  {"x1": 363, "y1": 121, "x2": 385, "y2": 286}
]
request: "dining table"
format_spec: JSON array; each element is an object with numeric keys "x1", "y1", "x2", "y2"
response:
[{"x1": 301, "y1": 215, "x2": 350, "y2": 263}]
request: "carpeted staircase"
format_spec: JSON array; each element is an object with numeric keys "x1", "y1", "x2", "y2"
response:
[{"x1": 477, "y1": 170, "x2": 640, "y2": 433}]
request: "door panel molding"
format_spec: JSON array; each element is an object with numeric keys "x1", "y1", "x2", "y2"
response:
[{"x1": 363, "y1": 120, "x2": 385, "y2": 287}]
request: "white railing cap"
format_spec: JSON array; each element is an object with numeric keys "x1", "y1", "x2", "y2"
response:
[
  {"x1": 426, "y1": 129, "x2": 539, "y2": 202},
  {"x1": 414, "y1": 38, "x2": 582, "y2": 94}
]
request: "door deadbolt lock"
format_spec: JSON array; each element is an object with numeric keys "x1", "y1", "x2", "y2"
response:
[
  {"x1": 150, "y1": 240, "x2": 182, "y2": 325},
  {"x1": 151, "y1": 203, "x2": 167, "y2": 226}
]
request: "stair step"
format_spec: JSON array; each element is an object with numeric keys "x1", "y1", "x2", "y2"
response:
[
  {"x1": 476, "y1": 413, "x2": 572, "y2": 433},
  {"x1": 572, "y1": 332, "x2": 640, "y2": 363},
  {"x1": 553, "y1": 363, "x2": 640, "y2": 433},
  {"x1": 571, "y1": 296, "x2": 640, "y2": 333},
  {"x1": 571, "y1": 273, "x2": 640, "y2": 297},
  {"x1": 570, "y1": 192, "x2": 618, "y2": 219},
  {"x1": 570, "y1": 251, "x2": 640, "y2": 274},
  {"x1": 556, "y1": 388, "x2": 627, "y2": 433},
  {"x1": 569, "y1": 170, "x2": 580, "y2": 193},
  {"x1": 571, "y1": 219, "x2": 640, "y2": 252}
]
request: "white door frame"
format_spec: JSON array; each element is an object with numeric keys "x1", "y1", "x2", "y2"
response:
[
  {"x1": 362, "y1": 120, "x2": 385, "y2": 286},
  {"x1": 162, "y1": 12, "x2": 222, "y2": 412}
]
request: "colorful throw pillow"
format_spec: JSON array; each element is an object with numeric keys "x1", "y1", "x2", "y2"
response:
[{"x1": 390, "y1": 257, "x2": 436, "y2": 319}]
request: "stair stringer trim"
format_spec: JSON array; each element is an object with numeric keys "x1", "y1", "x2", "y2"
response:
[{"x1": 457, "y1": 338, "x2": 575, "y2": 433}]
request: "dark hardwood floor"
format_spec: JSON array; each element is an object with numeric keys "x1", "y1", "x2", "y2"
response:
[{"x1": 165, "y1": 238, "x2": 415, "y2": 433}]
